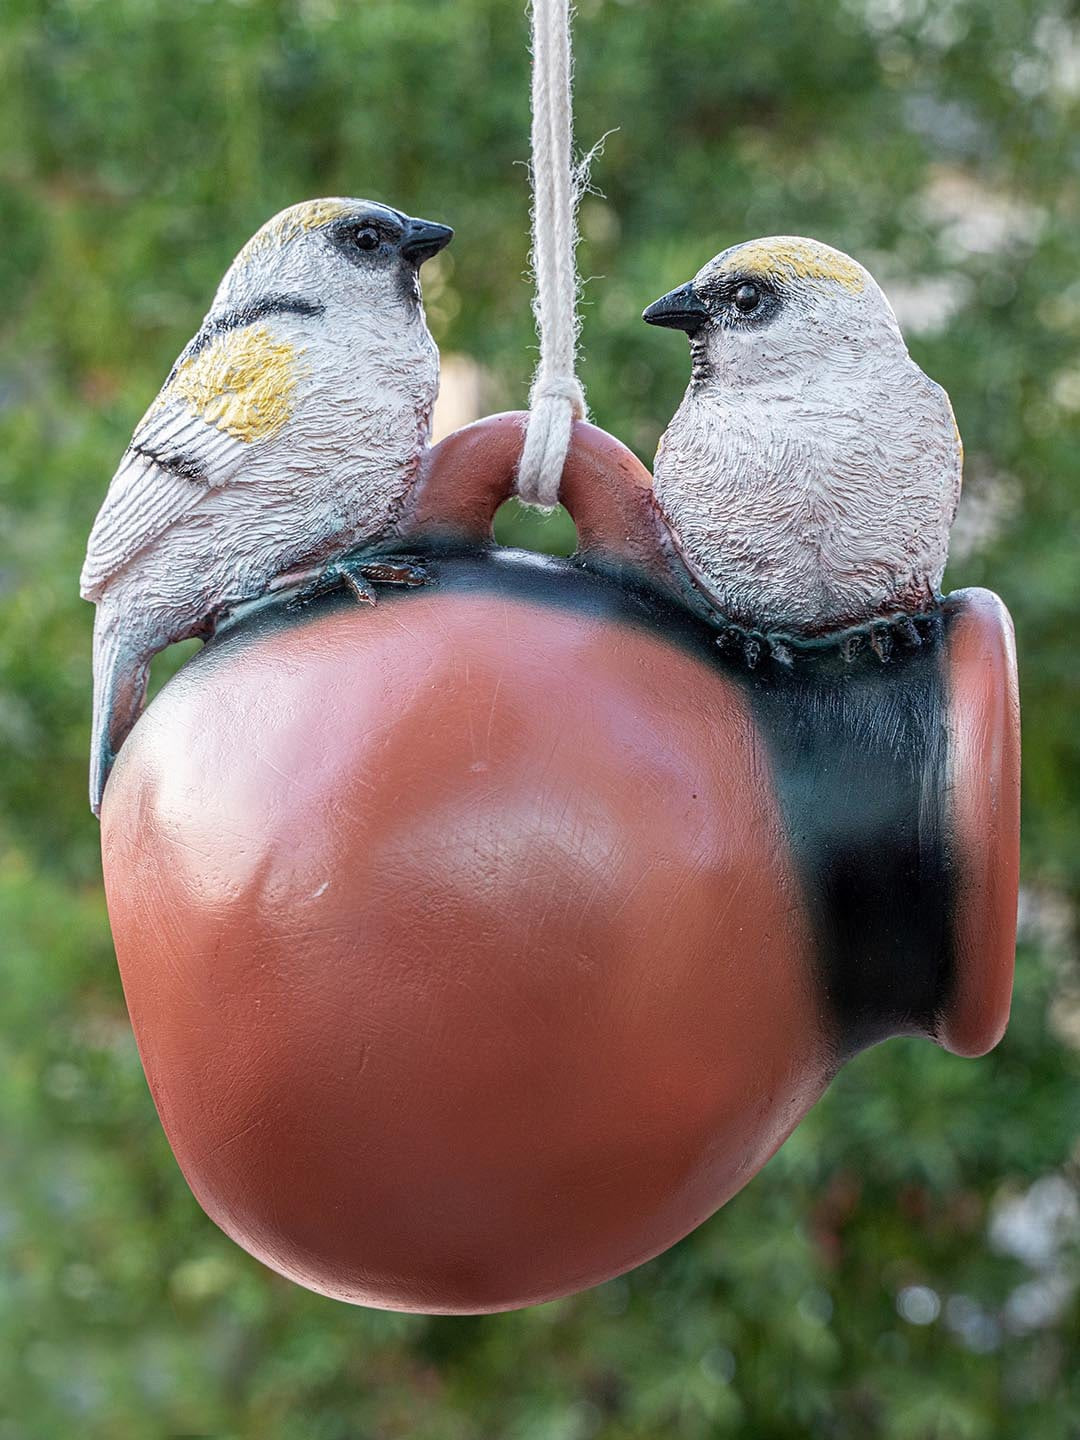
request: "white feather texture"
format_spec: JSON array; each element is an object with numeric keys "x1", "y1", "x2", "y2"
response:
[
  {"x1": 650, "y1": 237, "x2": 963, "y2": 635},
  {"x1": 82, "y1": 197, "x2": 449, "y2": 812}
]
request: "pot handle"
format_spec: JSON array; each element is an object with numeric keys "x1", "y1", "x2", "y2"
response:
[
  {"x1": 400, "y1": 411, "x2": 680, "y2": 584},
  {"x1": 936, "y1": 587, "x2": 1021, "y2": 1057}
]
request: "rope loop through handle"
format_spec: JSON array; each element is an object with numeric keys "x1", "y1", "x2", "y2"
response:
[{"x1": 517, "y1": 0, "x2": 589, "y2": 511}]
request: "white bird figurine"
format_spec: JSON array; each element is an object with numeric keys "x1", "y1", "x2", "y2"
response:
[
  {"x1": 81, "y1": 197, "x2": 452, "y2": 815},
  {"x1": 643, "y1": 236, "x2": 962, "y2": 641}
]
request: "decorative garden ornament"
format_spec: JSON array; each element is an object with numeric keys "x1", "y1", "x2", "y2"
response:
[
  {"x1": 90, "y1": 3, "x2": 1021, "y2": 1317},
  {"x1": 99, "y1": 413, "x2": 1020, "y2": 1313},
  {"x1": 644, "y1": 236, "x2": 962, "y2": 638},
  {"x1": 80, "y1": 198, "x2": 452, "y2": 814}
]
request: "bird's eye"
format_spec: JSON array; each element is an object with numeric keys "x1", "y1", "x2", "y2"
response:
[
  {"x1": 734, "y1": 282, "x2": 762, "y2": 314},
  {"x1": 353, "y1": 225, "x2": 380, "y2": 252}
]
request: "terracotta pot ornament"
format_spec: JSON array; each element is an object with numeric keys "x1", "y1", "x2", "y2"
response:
[
  {"x1": 85, "y1": 4, "x2": 1019, "y2": 1320},
  {"x1": 96, "y1": 385, "x2": 1019, "y2": 1311}
]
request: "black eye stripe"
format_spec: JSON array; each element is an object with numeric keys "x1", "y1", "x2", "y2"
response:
[
  {"x1": 327, "y1": 216, "x2": 406, "y2": 267},
  {"x1": 690, "y1": 274, "x2": 781, "y2": 330},
  {"x1": 698, "y1": 275, "x2": 777, "y2": 303}
]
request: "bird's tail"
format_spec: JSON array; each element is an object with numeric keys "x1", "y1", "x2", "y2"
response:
[{"x1": 90, "y1": 608, "x2": 150, "y2": 817}]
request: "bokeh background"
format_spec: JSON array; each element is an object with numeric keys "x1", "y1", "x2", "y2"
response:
[{"x1": 2, "y1": 0, "x2": 1079, "y2": 1435}]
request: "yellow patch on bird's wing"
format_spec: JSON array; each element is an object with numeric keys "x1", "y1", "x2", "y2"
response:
[
  {"x1": 168, "y1": 326, "x2": 302, "y2": 442},
  {"x1": 237, "y1": 198, "x2": 354, "y2": 264},
  {"x1": 720, "y1": 239, "x2": 867, "y2": 294}
]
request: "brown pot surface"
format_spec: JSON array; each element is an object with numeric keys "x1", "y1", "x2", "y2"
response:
[
  {"x1": 99, "y1": 419, "x2": 1019, "y2": 1312},
  {"x1": 102, "y1": 561, "x2": 830, "y2": 1312}
]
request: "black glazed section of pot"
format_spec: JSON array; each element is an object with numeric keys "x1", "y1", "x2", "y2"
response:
[
  {"x1": 208, "y1": 543, "x2": 955, "y2": 1059},
  {"x1": 733, "y1": 615, "x2": 951, "y2": 1058}
]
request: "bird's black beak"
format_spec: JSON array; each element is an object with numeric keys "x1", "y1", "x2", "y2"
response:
[
  {"x1": 643, "y1": 282, "x2": 709, "y2": 334},
  {"x1": 400, "y1": 217, "x2": 454, "y2": 267}
]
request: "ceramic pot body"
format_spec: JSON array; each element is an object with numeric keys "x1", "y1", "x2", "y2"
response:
[{"x1": 100, "y1": 419, "x2": 1019, "y2": 1312}]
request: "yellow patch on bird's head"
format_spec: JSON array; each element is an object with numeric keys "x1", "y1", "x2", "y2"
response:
[
  {"x1": 716, "y1": 237, "x2": 867, "y2": 295},
  {"x1": 168, "y1": 325, "x2": 302, "y2": 442},
  {"x1": 237, "y1": 198, "x2": 355, "y2": 266}
]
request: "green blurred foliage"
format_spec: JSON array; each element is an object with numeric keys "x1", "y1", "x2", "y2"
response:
[{"x1": 2, "y1": 0, "x2": 1079, "y2": 1435}]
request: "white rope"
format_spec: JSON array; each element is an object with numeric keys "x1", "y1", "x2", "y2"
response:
[{"x1": 517, "y1": 0, "x2": 588, "y2": 510}]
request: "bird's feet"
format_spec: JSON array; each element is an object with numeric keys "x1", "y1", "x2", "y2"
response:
[
  {"x1": 283, "y1": 554, "x2": 430, "y2": 610},
  {"x1": 714, "y1": 625, "x2": 776, "y2": 670},
  {"x1": 835, "y1": 609, "x2": 944, "y2": 664},
  {"x1": 712, "y1": 607, "x2": 944, "y2": 671},
  {"x1": 349, "y1": 556, "x2": 430, "y2": 590}
]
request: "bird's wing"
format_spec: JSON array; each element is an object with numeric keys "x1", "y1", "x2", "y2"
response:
[
  {"x1": 80, "y1": 402, "x2": 246, "y2": 599},
  {"x1": 81, "y1": 322, "x2": 303, "y2": 600}
]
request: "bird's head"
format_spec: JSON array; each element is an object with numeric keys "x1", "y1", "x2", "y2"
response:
[
  {"x1": 643, "y1": 236, "x2": 906, "y2": 391},
  {"x1": 218, "y1": 198, "x2": 453, "y2": 316}
]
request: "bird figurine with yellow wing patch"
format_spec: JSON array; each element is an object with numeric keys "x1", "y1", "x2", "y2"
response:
[
  {"x1": 81, "y1": 197, "x2": 452, "y2": 814},
  {"x1": 643, "y1": 237, "x2": 962, "y2": 643}
]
